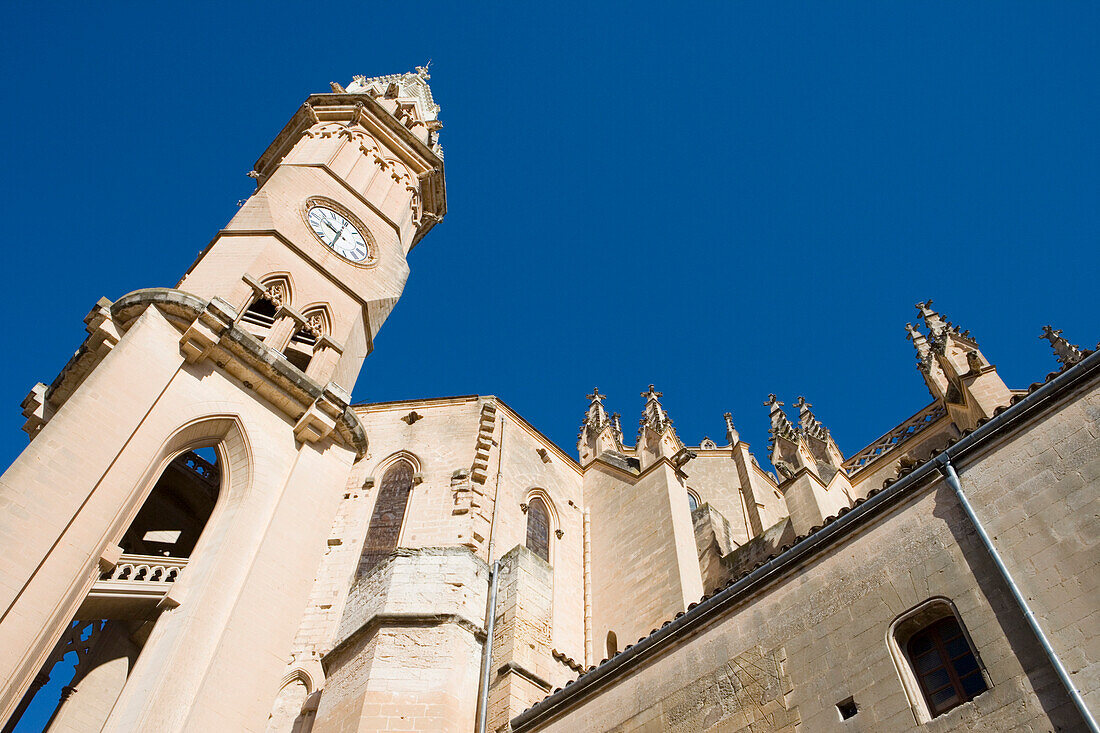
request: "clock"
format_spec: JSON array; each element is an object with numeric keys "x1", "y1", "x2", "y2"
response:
[{"x1": 305, "y1": 203, "x2": 372, "y2": 263}]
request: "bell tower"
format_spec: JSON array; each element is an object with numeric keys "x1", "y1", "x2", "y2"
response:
[
  {"x1": 177, "y1": 67, "x2": 446, "y2": 395},
  {"x1": 0, "y1": 71, "x2": 446, "y2": 732}
]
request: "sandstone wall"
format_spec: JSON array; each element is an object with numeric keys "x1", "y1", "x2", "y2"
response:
[{"x1": 521, "y1": 378, "x2": 1099, "y2": 732}]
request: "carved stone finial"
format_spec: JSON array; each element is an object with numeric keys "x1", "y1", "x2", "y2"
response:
[
  {"x1": 794, "y1": 396, "x2": 811, "y2": 411},
  {"x1": 1040, "y1": 325, "x2": 1086, "y2": 367},
  {"x1": 639, "y1": 385, "x2": 672, "y2": 435},
  {"x1": 330, "y1": 81, "x2": 347, "y2": 93},
  {"x1": 415, "y1": 61, "x2": 432, "y2": 79},
  {"x1": 611, "y1": 413, "x2": 623, "y2": 441},
  {"x1": 723, "y1": 412, "x2": 740, "y2": 447},
  {"x1": 580, "y1": 387, "x2": 611, "y2": 440},
  {"x1": 915, "y1": 299, "x2": 951, "y2": 340},
  {"x1": 764, "y1": 394, "x2": 784, "y2": 410}
]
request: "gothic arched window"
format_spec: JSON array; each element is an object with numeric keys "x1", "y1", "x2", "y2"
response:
[
  {"x1": 358, "y1": 461, "x2": 414, "y2": 577},
  {"x1": 525, "y1": 496, "x2": 551, "y2": 563}
]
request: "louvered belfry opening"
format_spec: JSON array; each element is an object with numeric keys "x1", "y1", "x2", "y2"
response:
[
  {"x1": 357, "y1": 461, "x2": 414, "y2": 578},
  {"x1": 240, "y1": 296, "x2": 277, "y2": 332}
]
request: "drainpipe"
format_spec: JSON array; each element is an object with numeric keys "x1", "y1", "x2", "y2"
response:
[
  {"x1": 476, "y1": 409, "x2": 507, "y2": 733},
  {"x1": 936, "y1": 456, "x2": 1099, "y2": 733},
  {"x1": 476, "y1": 559, "x2": 501, "y2": 733}
]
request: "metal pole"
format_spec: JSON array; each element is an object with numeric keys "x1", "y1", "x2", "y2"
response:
[
  {"x1": 476, "y1": 559, "x2": 501, "y2": 733},
  {"x1": 937, "y1": 456, "x2": 1099, "y2": 733}
]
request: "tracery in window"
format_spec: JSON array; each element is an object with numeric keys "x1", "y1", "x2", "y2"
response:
[
  {"x1": 525, "y1": 496, "x2": 550, "y2": 562},
  {"x1": 358, "y1": 461, "x2": 414, "y2": 577}
]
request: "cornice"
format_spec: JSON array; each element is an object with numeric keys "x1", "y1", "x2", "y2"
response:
[
  {"x1": 251, "y1": 94, "x2": 446, "y2": 248},
  {"x1": 110, "y1": 288, "x2": 368, "y2": 457}
]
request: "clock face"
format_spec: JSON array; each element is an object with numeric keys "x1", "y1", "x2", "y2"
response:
[{"x1": 306, "y1": 205, "x2": 370, "y2": 263}]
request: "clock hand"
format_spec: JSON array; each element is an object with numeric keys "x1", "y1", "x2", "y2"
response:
[{"x1": 331, "y1": 224, "x2": 348, "y2": 249}]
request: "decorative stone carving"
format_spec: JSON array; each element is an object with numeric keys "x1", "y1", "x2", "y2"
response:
[{"x1": 1040, "y1": 325, "x2": 1087, "y2": 367}]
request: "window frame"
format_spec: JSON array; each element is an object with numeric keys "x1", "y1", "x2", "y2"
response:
[
  {"x1": 357, "y1": 454, "x2": 421, "y2": 578},
  {"x1": 888, "y1": 597, "x2": 990, "y2": 723},
  {"x1": 522, "y1": 488, "x2": 558, "y2": 567}
]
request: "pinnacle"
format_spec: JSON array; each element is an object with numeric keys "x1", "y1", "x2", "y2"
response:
[{"x1": 1040, "y1": 325, "x2": 1087, "y2": 367}]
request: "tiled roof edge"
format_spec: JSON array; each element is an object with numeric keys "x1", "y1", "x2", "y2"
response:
[{"x1": 511, "y1": 348, "x2": 1100, "y2": 732}]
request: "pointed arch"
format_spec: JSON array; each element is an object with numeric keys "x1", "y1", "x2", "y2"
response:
[
  {"x1": 7, "y1": 415, "x2": 256, "y2": 733},
  {"x1": 241, "y1": 274, "x2": 295, "y2": 338},
  {"x1": 357, "y1": 453, "x2": 421, "y2": 579},
  {"x1": 297, "y1": 303, "x2": 333, "y2": 337},
  {"x1": 374, "y1": 449, "x2": 423, "y2": 477},
  {"x1": 118, "y1": 415, "x2": 255, "y2": 574},
  {"x1": 258, "y1": 273, "x2": 295, "y2": 308},
  {"x1": 283, "y1": 303, "x2": 333, "y2": 372},
  {"x1": 523, "y1": 488, "x2": 558, "y2": 565}
]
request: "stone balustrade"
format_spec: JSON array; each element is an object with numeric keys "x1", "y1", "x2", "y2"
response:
[{"x1": 98, "y1": 554, "x2": 188, "y2": 585}]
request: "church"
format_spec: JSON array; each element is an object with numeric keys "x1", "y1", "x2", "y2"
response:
[{"x1": 0, "y1": 70, "x2": 1096, "y2": 732}]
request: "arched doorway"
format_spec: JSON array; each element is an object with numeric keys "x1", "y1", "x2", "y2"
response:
[{"x1": 5, "y1": 448, "x2": 222, "y2": 733}]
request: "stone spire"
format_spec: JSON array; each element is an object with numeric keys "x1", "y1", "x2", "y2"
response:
[
  {"x1": 1040, "y1": 325, "x2": 1087, "y2": 367},
  {"x1": 916, "y1": 300, "x2": 977, "y2": 352},
  {"x1": 723, "y1": 412, "x2": 740, "y2": 447},
  {"x1": 906, "y1": 322, "x2": 932, "y2": 366},
  {"x1": 765, "y1": 394, "x2": 797, "y2": 444},
  {"x1": 794, "y1": 396, "x2": 846, "y2": 482},
  {"x1": 639, "y1": 385, "x2": 671, "y2": 435},
  {"x1": 583, "y1": 388, "x2": 610, "y2": 431},
  {"x1": 915, "y1": 300, "x2": 952, "y2": 344},
  {"x1": 577, "y1": 388, "x2": 621, "y2": 465},
  {"x1": 636, "y1": 385, "x2": 685, "y2": 469},
  {"x1": 910, "y1": 300, "x2": 1011, "y2": 432},
  {"x1": 611, "y1": 413, "x2": 624, "y2": 445},
  {"x1": 795, "y1": 397, "x2": 828, "y2": 442}
]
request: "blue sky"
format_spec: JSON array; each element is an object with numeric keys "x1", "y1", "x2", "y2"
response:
[
  {"x1": 0, "y1": 3, "x2": 1097, "y2": 727},
  {"x1": 1, "y1": 3, "x2": 1097, "y2": 470}
]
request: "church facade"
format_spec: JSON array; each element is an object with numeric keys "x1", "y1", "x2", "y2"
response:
[{"x1": 0, "y1": 72, "x2": 1097, "y2": 733}]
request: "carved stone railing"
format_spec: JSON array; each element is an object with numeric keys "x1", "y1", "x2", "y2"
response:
[
  {"x1": 843, "y1": 402, "x2": 947, "y2": 472},
  {"x1": 99, "y1": 554, "x2": 188, "y2": 584},
  {"x1": 78, "y1": 554, "x2": 189, "y2": 619},
  {"x1": 179, "y1": 451, "x2": 218, "y2": 483}
]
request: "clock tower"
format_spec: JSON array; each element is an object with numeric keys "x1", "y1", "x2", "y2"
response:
[{"x1": 0, "y1": 70, "x2": 445, "y2": 731}]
